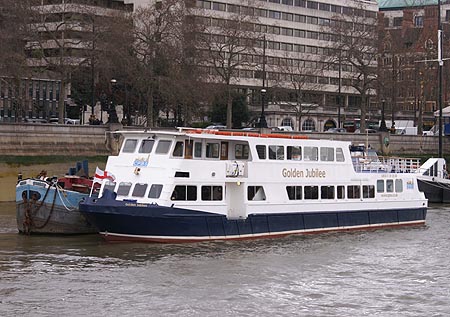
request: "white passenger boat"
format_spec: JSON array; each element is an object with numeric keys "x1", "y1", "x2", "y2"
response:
[{"x1": 79, "y1": 128, "x2": 428, "y2": 243}]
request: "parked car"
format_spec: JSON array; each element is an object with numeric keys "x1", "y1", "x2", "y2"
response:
[
  {"x1": 205, "y1": 125, "x2": 226, "y2": 130},
  {"x1": 354, "y1": 128, "x2": 378, "y2": 134},
  {"x1": 326, "y1": 128, "x2": 347, "y2": 133},
  {"x1": 25, "y1": 118, "x2": 47, "y2": 123},
  {"x1": 49, "y1": 117, "x2": 80, "y2": 124}
]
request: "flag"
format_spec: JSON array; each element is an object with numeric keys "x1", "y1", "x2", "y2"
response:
[{"x1": 93, "y1": 167, "x2": 115, "y2": 184}]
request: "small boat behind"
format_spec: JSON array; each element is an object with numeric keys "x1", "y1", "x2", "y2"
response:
[
  {"x1": 416, "y1": 158, "x2": 450, "y2": 203},
  {"x1": 16, "y1": 166, "x2": 100, "y2": 234}
]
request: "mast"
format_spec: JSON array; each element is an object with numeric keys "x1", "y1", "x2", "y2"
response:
[{"x1": 438, "y1": 0, "x2": 443, "y2": 158}]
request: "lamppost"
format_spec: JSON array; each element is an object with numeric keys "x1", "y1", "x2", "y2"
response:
[
  {"x1": 380, "y1": 99, "x2": 388, "y2": 132},
  {"x1": 259, "y1": 88, "x2": 267, "y2": 128},
  {"x1": 109, "y1": 79, "x2": 119, "y2": 123}
]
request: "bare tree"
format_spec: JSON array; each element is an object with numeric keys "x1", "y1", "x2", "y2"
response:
[
  {"x1": 325, "y1": 5, "x2": 378, "y2": 132},
  {"x1": 272, "y1": 51, "x2": 323, "y2": 131},
  {"x1": 197, "y1": 1, "x2": 261, "y2": 128}
]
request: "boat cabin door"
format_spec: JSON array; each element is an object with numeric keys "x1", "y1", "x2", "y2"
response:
[{"x1": 225, "y1": 181, "x2": 247, "y2": 219}]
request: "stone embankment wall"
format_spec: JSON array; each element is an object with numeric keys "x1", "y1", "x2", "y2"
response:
[
  {"x1": 0, "y1": 123, "x2": 120, "y2": 156},
  {"x1": 0, "y1": 124, "x2": 448, "y2": 156}
]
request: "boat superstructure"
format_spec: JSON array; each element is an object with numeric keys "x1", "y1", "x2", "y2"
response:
[
  {"x1": 79, "y1": 128, "x2": 427, "y2": 242},
  {"x1": 416, "y1": 158, "x2": 450, "y2": 203}
]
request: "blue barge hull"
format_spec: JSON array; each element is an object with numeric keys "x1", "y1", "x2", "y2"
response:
[{"x1": 80, "y1": 195, "x2": 427, "y2": 243}]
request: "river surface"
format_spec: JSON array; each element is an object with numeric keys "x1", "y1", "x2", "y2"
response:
[{"x1": 1, "y1": 201, "x2": 450, "y2": 316}]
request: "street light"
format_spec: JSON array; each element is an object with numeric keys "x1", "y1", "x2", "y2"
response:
[
  {"x1": 379, "y1": 99, "x2": 388, "y2": 132},
  {"x1": 259, "y1": 88, "x2": 267, "y2": 128},
  {"x1": 109, "y1": 79, "x2": 119, "y2": 123}
]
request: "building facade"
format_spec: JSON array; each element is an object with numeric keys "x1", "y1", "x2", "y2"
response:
[
  {"x1": 0, "y1": 0, "x2": 133, "y2": 123},
  {"x1": 378, "y1": 0, "x2": 450, "y2": 132}
]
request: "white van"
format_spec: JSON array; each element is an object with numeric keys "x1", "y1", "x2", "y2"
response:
[{"x1": 395, "y1": 127, "x2": 417, "y2": 135}]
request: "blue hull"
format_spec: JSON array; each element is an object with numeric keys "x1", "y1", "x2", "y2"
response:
[
  {"x1": 16, "y1": 180, "x2": 96, "y2": 234},
  {"x1": 79, "y1": 194, "x2": 427, "y2": 243}
]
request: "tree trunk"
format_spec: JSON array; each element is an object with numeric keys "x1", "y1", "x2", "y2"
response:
[
  {"x1": 146, "y1": 86, "x2": 154, "y2": 128},
  {"x1": 360, "y1": 92, "x2": 367, "y2": 132},
  {"x1": 58, "y1": 79, "x2": 66, "y2": 124},
  {"x1": 226, "y1": 86, "x2": 232, "y2": 129}
]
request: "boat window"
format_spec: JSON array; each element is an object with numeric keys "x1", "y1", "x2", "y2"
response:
[
  {"x1": 122, "y1": 139, "x2": 138, "y2": 153},
  {"x1": 171, "y1": 185, "x2": 197, "y2": 201},
  {"x1": 256, "y1": 145, "x2": 266, "y2": 159},
  {"x1": 337, "y1": 185, "x2": 345, "y2": 199},
  {"x1": 286, "y1": 186, "x2": 302, "y2": 200},
  {"x1": 395, "y1": 179, "x2": 403, "y2": 192},
  {"x1": 148, "y1": 184, "x2": 163, "y2": 198},
  {"x1": 138, "y1": 139, "x2": 155, "y2": 153},
  {"x1": 173, "y1": 141, "x2": 184, "y2": 157},
  {"x1": 347, "y1": 185, "x2": 361, "y2": 199},
  {"x1": 304, "y1": 146, "x2": 318, "y2": 161},
  {"x1": 386, "y1": 179, "x2": 394, "y2": 192},
  {"x1": 336, "y1": 148, "x2": 345, "y2": 162},
  {"x1": 287, "y1": 146, "x2": 302, "y2": 160},
  {"x1": 269, "y1": 145, "x2": 284, "y2": 160},
  {"x1": 117, "y1": 182, "x2": 132, "y2": 196},
  {"x1": 247, "y1": 186, "x2": 266, "y2": 200},
  {"x1": 201, "y1": 185, "x2": 223, "y2": 201},
  {"x1": 132, "y1": 183, "x2": 148, "y2": 197},
  {"x1": 363, "y1": 185, "x2": 375, "y2": 198},
  {"x1": 26, "y1": 190, "x2": 41, "y2": 201},
  {"x1": 320, "y1": 147, "x2": 334, "y2": 161},
  {"x1": 206, "y1": 142, "x2": 220, "y2": 158},
  {"x1": 235, "y1": 144, "x2": 249, "y2": 159},
  {"x1": 104, "y1": 181, "x2": 116, "y2": 193},
  {"x1": 155, "y1": 140, "x2": 172, "y2": 154},
  {"x1": 304, "y1": 186, "x2": 319, "y2": 199},
  {"x1": 194, "y1": 142, "x2": 202, "y2": 158},
  {"x1": 377, "y1": 180, "x2": 384, "y2": 192},
  {"x1": 321, "y1": 186, "x2": 334, "y2": 199}
]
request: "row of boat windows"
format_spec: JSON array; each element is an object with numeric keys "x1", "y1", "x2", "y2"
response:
[
  {"x1": 105, "y1": 179, "x2": 403, "y2": 201},
  {"x1": 122, "y1": 138, "x2": 345, "y2": 162}
]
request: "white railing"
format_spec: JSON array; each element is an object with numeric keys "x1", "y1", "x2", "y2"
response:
[{"x1": 352, "y1": 156, "x2": 421, "y2": 173}]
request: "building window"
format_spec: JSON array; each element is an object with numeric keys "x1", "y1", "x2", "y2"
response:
[
  {"x1": 281, "y1": 118, "x2": 293, "y2": 127},
  {"x1": 393, "y1": 17, "x2": 403, "y2": 27},
  {"x1": 414, "y1": 16, "x2": 423, "y2": 27},
  {"x1": 302, "y1": 118, "x2": 315, "y2": 131}
]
